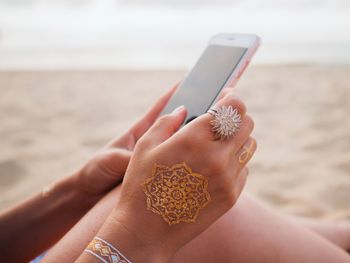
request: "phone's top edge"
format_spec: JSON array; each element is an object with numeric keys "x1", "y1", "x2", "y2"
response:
[{"x1": 209, "y1": 33, "x2": 261, "y2": 48}]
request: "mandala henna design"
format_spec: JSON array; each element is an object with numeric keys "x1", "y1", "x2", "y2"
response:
[{"x1": 142, "y1": 162, "x2": 211, "y2": 226}]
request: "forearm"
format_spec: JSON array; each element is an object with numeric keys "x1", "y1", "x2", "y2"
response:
[
  {"x1": 76, "y1": 209, "x2": 171, "y2": 263},
  {"x1": 48, "y1": 191, "x2": 350, "y2": 263},
  {"x1": 0, "y1": 173, "x2": 99, "y2": 262}
]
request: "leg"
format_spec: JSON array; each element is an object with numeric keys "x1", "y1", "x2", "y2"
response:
[
  {"x1": 295, "y1": 217, "x2": 350, "y2": 252},
  {"x1": 41, "y1": 186, "x2": 350, "y2": 263},
  {"x1": 171, "y1": 196, "x2": 350, "y2": 262}
]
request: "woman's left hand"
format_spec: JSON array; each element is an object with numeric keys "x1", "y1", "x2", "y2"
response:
[{"x1": 74, "y1": 86, "x2": 177, "y2": 197}]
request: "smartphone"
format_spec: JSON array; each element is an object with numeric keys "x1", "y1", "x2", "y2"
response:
[{"x1": 161, "y1": 33, "x2": 260, "y2": 125}]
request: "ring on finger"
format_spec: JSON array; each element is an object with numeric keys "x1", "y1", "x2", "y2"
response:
[{"x1": 207, "y1": 105, "x2": 241, "y2": 140}]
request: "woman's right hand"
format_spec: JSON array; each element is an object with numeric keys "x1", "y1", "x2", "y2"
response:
[{"x1": 78, "y1": 91, "x2": 256, "y2": 263}]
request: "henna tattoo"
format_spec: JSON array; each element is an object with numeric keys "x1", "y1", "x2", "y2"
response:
[
  {"x1": 238, "y1": 140, "x2": 255, "y2": 164},
  {"x1": 142, "y1": 162, "x2": 211, "y2": 226},
  {"x1": 85, "y1": 237, "x2": 132, "y2": 263}
]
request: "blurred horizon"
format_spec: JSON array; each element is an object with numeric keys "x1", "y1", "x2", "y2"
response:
[{"x1": 0, "y1": 0, "x2": 350, "y2": 69}]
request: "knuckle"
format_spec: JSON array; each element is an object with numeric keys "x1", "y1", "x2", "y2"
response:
[
  {"x1": 177, "y1": 130, "x2": 204, "y2": 153},
  {"x1": 245, "y1": 115, "x2": 255, "y2": 130},
  {"x1": 223, "y1": 94, "x2": 247, "y2": 115},
  {"x1": 254, "y1": 137, "x2": 258, "y2": 147},
  {"x1": 240, "y1": 170, "x2": 249, "y2": 183},
  {"x1": 225, "y1": 189, "x2": 238, "y2": 208},
  {"x1": 181, "y1": 137, "x2": 197, "y2": 153},
  {"x1": 155, "y1": 115, "x2": 171, "y2": 127},
  {"x1": 135, "y1": 136, "x2": 151, "y2": 150},
  {"x1": 218, "y1": 88, "x2": 230, "y2": 99},
  {"x1": 251, "y1": 137, "x2": 257, "y2": 150},
  {"x1": 207, "y1": 156, "x2": 226, "y2": 175},
  {"x1": 242, "y1": 166, "x2": 249, "y2": 176}
]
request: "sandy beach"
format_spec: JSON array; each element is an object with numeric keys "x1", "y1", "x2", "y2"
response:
[{"x1": 0, "y1": 66, "x2": 349, "y2": 220}]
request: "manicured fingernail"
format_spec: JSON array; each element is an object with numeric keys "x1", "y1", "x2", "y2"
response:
[{"x1": 171, "y1": 105, "x2": 185, "y2": 114}]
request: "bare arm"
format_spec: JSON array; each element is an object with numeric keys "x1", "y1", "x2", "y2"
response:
[
  {"x1": 41, "y1": 90, "x2": 350, "y2": 263},
  {"x1": 75, "y1": 91, "x2": 256, "y2": 262},
  {"x1": 0, "y1": 86, "x2": 177, "y2": 262},
  {"x1": 43, "y1": 187, "x2": 350, "y2": 263},
  {"x1": 0, "y1": 175, "x2": 97, "y2": 262}
]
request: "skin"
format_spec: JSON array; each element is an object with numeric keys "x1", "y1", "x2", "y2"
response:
[
  {"x1": 0, "y1": 86, "x2": 179, "y2": 263},
  {"x1": 42, "y1": 188, "x2": 350, "y2": 263},
  {"x1": 142, "y1": 162, "x2": 212, "y2": 226},
  {"x1": 75, "y1": 89, "x2": 256, "y2": 263},
  {"x1": 1, "y1": 86, "x2": 349, "y2": 262},
  {"x1": 43, "y1": 88, "x2": 350, "y2": 262}
]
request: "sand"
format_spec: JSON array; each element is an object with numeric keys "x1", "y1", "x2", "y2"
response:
[{"x1": 0, "y1": 66, "x2": 349, "y2": 220}]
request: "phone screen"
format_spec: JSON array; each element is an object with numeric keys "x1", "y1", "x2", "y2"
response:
[{"x1": 161, "y1": 44, "x2": 247, "y2": 124}]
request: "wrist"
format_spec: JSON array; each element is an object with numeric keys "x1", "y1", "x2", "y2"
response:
[
  {"x1": 96, "y1": 210, "x2": 175, "y2": 263},
  {"x1": 49, "y1": 172, "x2": 100, "y2": 214}
]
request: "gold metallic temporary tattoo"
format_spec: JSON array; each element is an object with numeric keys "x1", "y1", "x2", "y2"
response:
[
  {"x1": 85, "y1": 236, "x2": 132, "y2": 263},
  {"x1": 142, "y1": 162, "x2": 211, "y2": 226},
  {"x1": 238, "y1": 140, "x2": 255, "y2": 164}
]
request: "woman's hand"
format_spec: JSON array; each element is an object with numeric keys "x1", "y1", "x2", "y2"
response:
[
  {"x1": 73, "y1": 86, "x2": 177, "y2": 197},
  {"x1": 73, "y1": 86, "x2": 231, "y2": 199},
  {"x1": 0, "y1": 86, "x2": 179, "y2": 263},
  {"x1": 86, "y1": 90, "x2": 257, "y2": 263}
]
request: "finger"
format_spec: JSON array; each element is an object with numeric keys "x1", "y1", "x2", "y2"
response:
[
  {"x1": 82, "y1": 148, "x2": 132, "y2": 194},
  {"x1": 235, "y1": 137, "x2": 257, "y2": 168},
  {"x1": 216, "y1": 87, "x2": 240, "y2": 101},
  {"x1": 216, "y1": 88, "x2": 230, "y2": 100},
  {"x1": 137, "y1": 105, "x2": 187, "y2": 150},
  {"x1": 181, "y1": 91, "x2": 247, "y2": 142},
  {"x1": 230, "y1": 115, "x2": 255, "y2": 153},
  {"x1": 131, "y1": 84, "x2": 179, "y2": 140},
  {"x1": 108, "y1": 84, "x2": 179, "y2": 149},
  {"x1": 233, "y1": 166, "x2": 249, "y2": 199},
  {"x1": 97, "y1": 148, "x2": 132, "y2": 178}
]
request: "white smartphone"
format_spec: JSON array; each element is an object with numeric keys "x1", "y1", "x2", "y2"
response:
[{"x1": 161, "y1": 33, "x2": 260, "y2": 125}]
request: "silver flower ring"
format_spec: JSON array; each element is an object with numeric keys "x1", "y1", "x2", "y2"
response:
[{"x1": 207, "y1": 105, "x2": 242, "y2": 140}]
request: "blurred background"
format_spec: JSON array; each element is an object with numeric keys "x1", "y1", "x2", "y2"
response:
[
  {"x1": 0, "y1": 0, "x2": 349, "y2": 220},
  {"x1": 1, "y1": 0, "x2": 350, "y2": 69}
]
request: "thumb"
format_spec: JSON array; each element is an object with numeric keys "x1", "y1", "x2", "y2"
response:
[
  {"x1": 137, "y1": 105, "x2": 187, "y2": 149},
  {"x1": 79, "y1": 148, "x2": 132, "y2": 195},
  {"x1": 98, "y1": 148, "x2": 132, "y2": 177}
]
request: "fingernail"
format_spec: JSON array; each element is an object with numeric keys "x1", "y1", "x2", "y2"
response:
[{"x1": 171, "y1": 105, "x2": 185, "y2": 115}]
